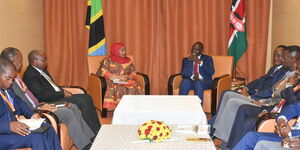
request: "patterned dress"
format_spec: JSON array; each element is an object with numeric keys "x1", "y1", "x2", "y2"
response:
[{"x1": 97, "y1": 57, "x2": 144, "y2": 109}]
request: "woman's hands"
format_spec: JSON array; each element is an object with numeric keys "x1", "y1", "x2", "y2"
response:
[{"x1": 109, "y1": 75, "x2": 130, "y2": 81}]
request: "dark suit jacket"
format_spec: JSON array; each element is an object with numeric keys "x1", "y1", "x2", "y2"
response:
[
  {"x1": 247, "y1": 66, "x2": 287, "y2": 100},
  {"x1": 12, "y1": 82, "x2": 35, "y2": 110},
  {"x1": 0, "y1": 88, "x2": 34, "y2": 134},
  {"x1": 23, "y1": 65, "x2": 64, "y2": 103},
  {"x1": 281, "y1": 85, "x2": 300, "y2": 107},
  {"x1": 180, "y1": 54, "x2": 215, "y2": 85}
]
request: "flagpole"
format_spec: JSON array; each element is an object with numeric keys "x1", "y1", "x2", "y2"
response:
[{"x1": 228, "y1": 0, "x2": 247, "y2": 89}]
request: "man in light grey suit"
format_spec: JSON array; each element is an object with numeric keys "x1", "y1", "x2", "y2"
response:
[{"x1": 1, "y1": 47, "x2": 94, "y2": 150}]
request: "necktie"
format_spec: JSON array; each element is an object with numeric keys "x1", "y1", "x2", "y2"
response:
[
  {"x1": 15, "y1": 76, "x2": 39, "y2": 107},
  {"x1": 193, "y1": 63, "x2": 199, "y2": 75},
  {"x1": 271, "y1": 84, "x2": 300, "y2": 113},
  {"x1": 271, "y1": 67, "x2": 279, "y2": 76},
  {"x1": 40, "y1": 70, "x2": 61, "y2": 91},
  {"x1": 276, "y1": 79, "x2": 287, "y2": 90},
  {"x1": 0, "y1": 90, "x2": 18, "y2": 120}
]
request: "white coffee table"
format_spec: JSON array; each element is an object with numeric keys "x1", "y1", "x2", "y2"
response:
[
  {"x1": 91, "y1": 125, "x2": 216, "y2": 150},
  {"x1": 112, "y1": 95, "x2": 207, "y2": 125}
]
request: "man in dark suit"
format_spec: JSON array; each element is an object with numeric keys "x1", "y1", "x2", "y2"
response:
[
  {"x1": 0, "y1": 57, "x2": 61, "y2": 150},
  {"x1": 179, "y1": 41, "x2": 215, "y2": 101},
  {"x1": 1, "y1": 47, "x2": 94, "y2": 150},
  {"x1": 23, "y1": 50, "x2": 100, "y2": 135}
]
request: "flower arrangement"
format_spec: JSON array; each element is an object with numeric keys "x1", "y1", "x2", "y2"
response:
[{"x1": 137, "y1": 120, "x2": 172, "y2": 143}]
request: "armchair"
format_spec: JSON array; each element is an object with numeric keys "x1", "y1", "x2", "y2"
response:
[
  {"x1": 87, "y1": 55, "x2": 150, "y2": 118},
  {"x1": 256, "y1": 113, "x2": 297, "y2": 133},
  {"x1": 168, "y1": 55, "x2": 233, "y2": 114},
  {"x1": 16, "y1": 110, "x2": 72, "y2": 150}
]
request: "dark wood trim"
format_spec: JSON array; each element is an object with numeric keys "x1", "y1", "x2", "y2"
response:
[
  {"x1": 34, "y1": 109, "x2": 61, "y2": 141},
  {"x1": 137, "y1": 72, "x2": 150, "y2": 95},
  {"x1": 255, "y1": 113, "x2": 278, "y2": 131},
  {"x1": 211, "y1": 74, "x2": 230, "y2": 115},
  {"x1": 167, "y1": 73, "x2": 181, "y2": 95}
]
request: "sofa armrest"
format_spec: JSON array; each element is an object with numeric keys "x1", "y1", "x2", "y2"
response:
[
  {"x1": 88, "y1": 73, "x2": 106, "y2": 111},
  {"x1": 136, "y1": 72, "x2": 150, "y2": 95},
  {"x1": 168, "y1": 73, "x2": 181, "y2": 95},
  {"x1": 34, "y1": 109, "x2": 60, "y2": 140},
  {"x1": 256, "y1": 113, "x2": 298, "y2": 133},
  {"x1": 211, "y1": 74, "x2": 231, "y2": 115},
  {"x1": 60, "y1": 86, "x2": 87, "y2": 94},
  {"x1": 256, "y1": 113, "x2": 278, "y2": 132}
]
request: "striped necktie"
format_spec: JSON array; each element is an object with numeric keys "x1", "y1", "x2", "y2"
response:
[
  {"x1": 15, "y1": 76, "x2": 39, "y2": 107},
  {"x1": 193, "y1": 63, "x2": 199, "y2": 74},
  {"x1": 271, "y1": 84, "x2": 300, "y2": 113}
]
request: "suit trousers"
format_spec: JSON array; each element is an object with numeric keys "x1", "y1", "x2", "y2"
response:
[
  {"x1": 254, "y1": 140, "x2": 290, "y2": 150},
  {"x1": 54, "y1": 104, "x2": 95, "y2": 149},
  {"x1": 213, "y1": 91, "x2": 258, "y2": 142},
  {"x1": 232, "y1": 131, "x2": 282, "y2": 150},
  {"x1": 56, "y1": 94, "x2": 101, "y2": 134},
  {"x1": 0, "y1": 123, "x2": 61, "y2": 150},
  {"x1": 227, "y1": 104, "x2": 265, "y2": 148},
  {"x1": 208, "y1": 90, "x2": 232, "y2": 135},
  {"x1": 179, "y1": 78, "x2": 211, "y2": 101}
]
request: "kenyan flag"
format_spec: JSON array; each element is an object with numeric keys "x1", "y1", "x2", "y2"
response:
[{"x1": 228, "y1": 0, "x2": 247, "y2": 67}]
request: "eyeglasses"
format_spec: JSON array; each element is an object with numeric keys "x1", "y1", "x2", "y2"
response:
[
  {"x1": 192, "y1": 48, "x2": 202, "y2": 50},
  {"x1": 35, "y1": 58, "x2": 47, "y2": 62}
]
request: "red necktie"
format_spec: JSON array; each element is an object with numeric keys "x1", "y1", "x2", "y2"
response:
[
  {"x1": 271, "y1": 84, "x2": 300, "y2": 113},
  {"x1": 193, "y1": 63, "x2": 199, "y2": 74},
  {"x1": 16, "y1": 76, "x2": 40, "y2": 107}
]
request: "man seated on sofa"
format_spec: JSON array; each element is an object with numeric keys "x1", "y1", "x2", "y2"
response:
[
  {"x1": 0, "y1": 57, "x2": 61, "y2": 150},
  {"x1": 1, "y1": 47, "x2": 94, "y2": 150},
  {"x1": 23, "y1": 50, "x2": 101, "y2": 135},
  {"x1": 233, "y1": 101, "x2": 300, "y2": 150}
]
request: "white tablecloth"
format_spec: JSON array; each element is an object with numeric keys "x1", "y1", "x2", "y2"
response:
[
  {"x1": 112, "y1": 95, "x2": 207, "y2": 125},
  {"x1": 91, "y1": 125, "x2": 216, "y2": 150}
]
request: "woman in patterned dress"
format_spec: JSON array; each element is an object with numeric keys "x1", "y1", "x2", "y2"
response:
[{"x1": 97, "y1": 43, "x2": 144, "y2": 109}]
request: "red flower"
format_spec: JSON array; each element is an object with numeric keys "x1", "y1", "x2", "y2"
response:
[
  {"x1": 148, "y1": 126, "x2": 153, "y2": 130},
  {"x1": 145, "y1": 129, "x2": 150, "y2": 135}
]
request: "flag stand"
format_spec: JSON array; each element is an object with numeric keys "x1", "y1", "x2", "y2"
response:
[{"x1": 231, "y1": 66, "x2": 246, "y2": 90}]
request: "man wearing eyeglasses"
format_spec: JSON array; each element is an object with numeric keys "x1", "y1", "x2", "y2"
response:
[{"x1": 23, "y1": 50, "x2": 101, "y2": 135}]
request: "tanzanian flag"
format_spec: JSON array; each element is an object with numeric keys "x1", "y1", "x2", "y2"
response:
[
  {"x1": 228, "y1": 0, "x2": 247, "y2": 67},
  {"x1": 86, "y1": 0, "x2": 106, "y2": 56}
]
